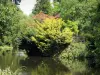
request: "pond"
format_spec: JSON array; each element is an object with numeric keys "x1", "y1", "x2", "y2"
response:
[{"x1": 0, "y1": 53, "x2": 100, "y2": 75}]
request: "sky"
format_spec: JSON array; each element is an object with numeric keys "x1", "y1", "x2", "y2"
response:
[
  {"x1": 19, "y1": 0, "x2": 53, "y2": 15},
  {"x1": 19, "y1": 0, "x2": 36, "y2": 15}
]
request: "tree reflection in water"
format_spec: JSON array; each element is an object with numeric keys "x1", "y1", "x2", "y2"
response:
[{"x1": 1, "y1": 54, "x2": 100, "y2": 75}]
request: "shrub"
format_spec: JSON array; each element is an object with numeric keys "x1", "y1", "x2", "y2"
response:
[
  {"x1": 59, "y1": 42, "x2": 86, "y2": 59},
  {"x1": 31, "y1": 18, "x2": 76, "y2": 56}
]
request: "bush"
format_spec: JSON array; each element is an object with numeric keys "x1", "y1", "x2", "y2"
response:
[
  {"x1": 59, "y1": 42, "x2": 86, "y2": 59},
  {"x1": 31, "y1": 18, "x2": 76, "y2": 56}
]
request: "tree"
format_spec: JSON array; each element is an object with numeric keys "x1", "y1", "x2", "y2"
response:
[
  {"x1": 0, "y1": 0, "x2": 26, "y2": 48},
  {"x1": 56, "y1": 0, "x2": 100, "y2": 57},
  {"x1": 32, "y1": 0, "x2": 52, "y2": 14}
]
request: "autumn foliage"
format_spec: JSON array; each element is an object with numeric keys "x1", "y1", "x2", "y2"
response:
[{"x1": 33, "y1": 12, "x2": 60, "y2": 21}]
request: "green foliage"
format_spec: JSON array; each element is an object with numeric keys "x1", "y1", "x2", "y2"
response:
[
  {"x1": 0, "y1": 67, "x2": 20, "y2": 75},
  {"x1": 80, "y1": 1, "x2": 100, "y2": 57},
  {"x1": 0, "y1": 46, "x2": 13, "y2": 55},
  {"x1": 31, "y1": 18, "x2": 76, "y2": 55},
  {"x1": 32, "y1": 0, "x2": 52, "y2": 14},
  {"x1": 90, "y1": 2, "x2": 100, "y2": 56},
  {"x1": 57, "y1": 0, "x2": 100, "y2": 58},
  {"x1": 90, "y1": 23, "x2": 100, "y2": 57},
  {"x1": 65, "y1": 20, "x2": 79, "y2": 34},
  {"x1": 50, "y1": 2, "x2": 60, "y2": 15},
  {"x1": 23, "y1": 17, "x2": 36, "y2": 36},
  {"x1": 0, "y1": 0, "x2": 99, "y2": 58},
  {"x1": 58, "y1": 0, "x2": 98, "y2": 38},
  {"x1": 0, "y1": 1, "x2": 19, "y2": 35},
  {"x1": 0, "y1": 50, "x2": 23, "y2": 74},
  {"x1": 60, "y1": 0, "x2": 97, "y2": 22},
  {"x1": 0, "y1": 51, "x2": 27, "y2": 71},
  {"x1": 0, "y1": 1, "x2": 27, "y2": 49},
  {"x1": 59, "y1": 42, "x2": 86, "y2": 59}
]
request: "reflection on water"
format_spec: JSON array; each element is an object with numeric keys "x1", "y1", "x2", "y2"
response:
[
  {"x1": 21, "y1": 57, "x2": 69, "y2": 75},
  {"x1": 0, "y1": 53, "x2": 100, "y2": 75},
  {"x1": 60, "y1": 59, "x2": 88, "y2": 75}
]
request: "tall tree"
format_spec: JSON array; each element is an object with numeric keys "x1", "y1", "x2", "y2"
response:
[{"x1": 32, "y1": 0, "x2": 51, "y2": 14}]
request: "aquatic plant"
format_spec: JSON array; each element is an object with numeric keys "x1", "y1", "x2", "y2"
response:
[
  {"x1": 0, "y1": 50, "x2": 27, "y2": 71},
  {"x1": 0, "y1": 46, "x2": 13, "y2": 55},
  {"x1": 0, "y1": 67, "x2": 20, "y2": 75}
]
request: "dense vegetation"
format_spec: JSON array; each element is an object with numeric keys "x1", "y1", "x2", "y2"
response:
[
  {"x1": 31, "y1": 0, "x2": 100, "y2": 58},
  {"x1": 0, "y1": 0, "x2": 100, "y2": 59},
  {"x1": 49, "y1": 0, "x2": 100, "y2": 58},
  {"x1": 31, "y1": 18, "x2": 76, "y2": 56},
  {"x1": 0, "y1": 0, "x2": 100, "y2": 74},
  {"x1": 0, "y1": 0, "x2": 25, "y2": 49}
]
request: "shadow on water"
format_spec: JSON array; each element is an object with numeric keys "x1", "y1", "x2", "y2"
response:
[
  {"x1": 20, "y1": 57, "x2": 100, "y2": 75},
  {"x1": 20, "y1": 57, "x2": 70, "y2": 75}
]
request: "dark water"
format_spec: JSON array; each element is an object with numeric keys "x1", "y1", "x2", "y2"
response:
[{"x1": 0, "y1": 53, "x2": 100, "y2": 75}]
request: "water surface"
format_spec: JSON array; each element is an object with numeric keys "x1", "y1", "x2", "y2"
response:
[{"x1": 0, "y1": 53, "x2": 100, "y2": 75}]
